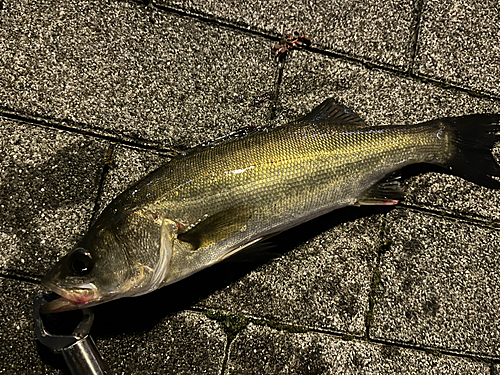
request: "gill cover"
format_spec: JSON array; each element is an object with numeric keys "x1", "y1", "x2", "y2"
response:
[
  {"x1": 132, "y1": 214, "x2": 175, "y2": 296},
  {"x1": 112, "y1": 209, "x2": 177, "y2": 297}
]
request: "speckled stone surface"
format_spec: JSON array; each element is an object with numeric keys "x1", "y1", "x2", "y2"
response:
[
  {"x1": 157, "y1": 0, "x2": 418, "y2": 69},
  {"x1": 226, "y1": 324, "x2": 491, "y2": 374},
  {"x1": 415, "y1": 0, "x2": 500, "y2": 96},
  {"x1": 278, "y1": 52, "x2": 500, "y2": 129},
  {"x1": 96, "y1": 311, "x2": 227, "y2": 375},
  {"x1": 0, "y1": 117, "x2": 107, "y2": 278},
  {"x1": 371, "y1": 208, "x2": 500, "y2": 357},
  {"x1": 0, "y1": 275, "x2": 227, "y2": 374},
  {"x1": 198, "y1": 215, "x2": 381, "y2": 336},
  {"x1": 401, "y1": 173, "x2": 500, "y2": 223},
  {"x1": 0, "y1": 0, "x2": 276, "y2": 150}
]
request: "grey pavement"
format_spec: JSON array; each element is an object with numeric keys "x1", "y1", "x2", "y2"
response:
[{"x1": 1, "y1": 0, "x2": 500, "y2": 373}]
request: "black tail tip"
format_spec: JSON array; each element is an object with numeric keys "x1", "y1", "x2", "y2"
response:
[{"x1": 447, "y1": 114, "x2": 500, "y2": 189}]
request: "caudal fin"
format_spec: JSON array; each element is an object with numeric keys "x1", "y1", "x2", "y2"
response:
[{"x1": 446, "y1": 115, "x2": 500, "y2": 189}]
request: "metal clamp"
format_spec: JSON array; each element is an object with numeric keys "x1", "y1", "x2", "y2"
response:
[{"x1": 33, "y1": 293, "x2": 110, "y2": 375}]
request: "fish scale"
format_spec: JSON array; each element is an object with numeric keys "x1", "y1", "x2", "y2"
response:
[
  {"x1": 144, "y1": 122, "x2": 450, "y2": 222},
  {"x1": 117, "y1": 119, "x2": 453, "y2": 285}
]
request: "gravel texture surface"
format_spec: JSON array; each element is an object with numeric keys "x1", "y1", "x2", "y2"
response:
[
  {"x1": 415, "y1": 0, "x2": 500, "y2": 96},
  {"x1": 0, "y1": 117, "x2": 107, "y2": 278},
  {"x1": 372, "y1": 208, "x2": 500, "y2": 357},
  {"x1": 0, "y1": 0, "x2": 276, "y2": 150},
  {"x1": 226, "y1": 324, "x2": 491, "y2": 374}
]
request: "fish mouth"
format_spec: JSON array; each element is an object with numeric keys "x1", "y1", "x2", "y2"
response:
[{"x1": 40, "y1": 280, "x2": 97, "y2": 314}]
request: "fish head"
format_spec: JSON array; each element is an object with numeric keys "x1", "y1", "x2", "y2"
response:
[{"x1": 41, "y1": 209, "x2": 173, "y2": 313}]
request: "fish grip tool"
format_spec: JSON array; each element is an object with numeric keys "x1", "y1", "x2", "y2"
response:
[{"x1": 33, "y1": 293, "x2": 110, "y2": 375}]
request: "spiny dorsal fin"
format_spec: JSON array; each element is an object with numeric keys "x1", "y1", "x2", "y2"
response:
[
  {"x1": 297, "y1": 98, "x2": 366, "y2": 126},
  {"x1": 356, "y1": 172, "x2": 403, "y2": 206},
  {"x1": 177, "y1": 205, "x2": 253, "y2": 250}
]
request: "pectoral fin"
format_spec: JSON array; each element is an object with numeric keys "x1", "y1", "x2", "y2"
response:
[
  {"x1": 221, "y1": 236, "x2": 281, "y2": 263},
  {"x1": 177, "y1": 206, "x2": 253, "y2": 250},
  {"x1": 356, "y1": 173, "x2": 403, "y2": 206}
]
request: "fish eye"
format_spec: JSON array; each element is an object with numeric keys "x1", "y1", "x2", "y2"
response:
[{"x1": 69, "y1": 248, "x2": 94, "y2": 276}]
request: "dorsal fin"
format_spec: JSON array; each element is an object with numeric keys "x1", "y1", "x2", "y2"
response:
[{"x1": 297, "y1": 98, "x2": 366, "y2": 126}]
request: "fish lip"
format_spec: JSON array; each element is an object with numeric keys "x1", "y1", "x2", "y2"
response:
[
  {"x1": 40, "y1": 280, "x2": 97, "y2": 314},
  {"x1": 39, "y1": 296, "x2": 83, "y2": 314}
]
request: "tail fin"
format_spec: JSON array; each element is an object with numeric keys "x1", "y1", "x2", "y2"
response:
[{"x1": 446, "y1": 115, "x2": 500, "y2": 189}]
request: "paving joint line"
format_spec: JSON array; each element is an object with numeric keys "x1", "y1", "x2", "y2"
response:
[
  {"x1": 147, "y1": 0, "x2": 500, "y2": 101},
  {"x1": 407, "y1": 0, "x2": 425, "y2": 74},
  {"x1": 0, "y1": 108, "x2": 179, "y2": 156},
  {"x1": 88, "y1": 143, "x2": 116, "y2": 227},
  {"x1": 191, "y1": 306, "x2": 371, "y2": 343},
  {"x1": 0, "y1": 272, "x2": 41, "y2": 285},
  {"x1": 188, "y1": 307, "x2": 247, "y2": 374},
  {"x1": 219, "y1": 336, "x2": 231, "y2": 375},
  {"x1": 148, "y1": 0, "x2": 400, "y2": 72},
  {"x1": 188, "y1": 307, "x2": 499, "y2": 363},
  {"x1": 2, "y1": 3, "x2": 500, "y2": 150},
  {"x1": 397, "y1": 203, "x2": 500, "y2": 230},
  {"x1": 269, "y1": 61, "x2": 285, "y2": 120},
  {"x1": 147, "y1": 0, "x2": 283, "y2": 42},
  {"x1": 369, "y1": 337, "x2": 500, "y2": 364}
]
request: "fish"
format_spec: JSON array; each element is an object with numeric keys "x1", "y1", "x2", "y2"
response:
[{"x1": 41, "y1": 98, "x2": 500, "y2": 313}]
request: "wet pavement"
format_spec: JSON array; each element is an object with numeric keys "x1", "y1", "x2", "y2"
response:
[{"x1": 1, "y1": 0, "x2": 500, "y2": 373}]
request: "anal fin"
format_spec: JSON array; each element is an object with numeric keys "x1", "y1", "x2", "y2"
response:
[{"x1": 356, "y1": 173, "x2": 403, "y2": 206}]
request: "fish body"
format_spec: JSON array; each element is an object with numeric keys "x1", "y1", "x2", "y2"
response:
[{"x1": 41, "y1": 99, "x2": 500, "y2": 313}]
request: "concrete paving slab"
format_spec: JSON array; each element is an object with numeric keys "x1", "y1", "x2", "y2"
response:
[
  {"x1": 401, "y1": 173, "x2": 500, "y2": 223},
  {"x1": 0, "y1": 0, "x2": 276, "y2": 150},
  {"x1": 371, "y1": 208, "x2": 500, "y2": 357},
  {"x1": 197, "y1": 214, "x2": 381, "y2": 336},
  {"x1": 414, "y1": 0, "x2": 500, "y2": 96},
  {"x1": 95, "y1": 310, "x2": 227, "y2": 374},
  {"x1": 277, "y1": 52, "x2": 500, "y2": 221},
  {"x1": 226, "y1": 323, "x2": 490, "y2": 374},
  {"x1": 0, "y1": 117, "x2": 107, "y2": 278},
  {"x1": 157, "y1": 0, "x2": 418, "y2": 69},
  {"x1": 0, "y1": 277, "x2": 59, "y2": 374}
]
